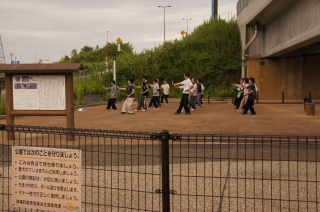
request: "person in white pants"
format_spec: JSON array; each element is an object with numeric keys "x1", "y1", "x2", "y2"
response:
[{"x1": 117, "y1": 79, "x2": 135, "y2": 114}]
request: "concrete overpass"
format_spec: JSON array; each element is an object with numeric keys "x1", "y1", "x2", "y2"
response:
[{"x1": 237, "y1": 0, "x2": 320, "y2": 99}]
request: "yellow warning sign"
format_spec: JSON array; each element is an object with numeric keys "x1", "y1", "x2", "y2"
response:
[
  {"x1": 180, "y1": 30, "x2": 186, "y2": 35},
  {"x1": 116, "y1": 38, "x2": 122, "y2": 43}
]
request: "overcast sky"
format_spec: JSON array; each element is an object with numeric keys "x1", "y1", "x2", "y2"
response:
[{"x1": 0, "y1": 0, "x2": 238, "y2": 63}]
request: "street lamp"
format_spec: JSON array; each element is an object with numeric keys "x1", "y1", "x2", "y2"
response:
[
  {"x1": 107, "y1": 31, "x2": 109, "y2": 43},
  {"x1": 151, "y1": 35, "x2": 155, "y2": 51},
  {"x1": 182, "y1": 18, "x2": 192, "y2": 35},
  {"x1": 61, "y1": 44, "x2": 64, "y2": 58},
  {"x1": 46, "y1": 52, "x2": 49, "y2": 63},
  {"x1": 10, "y1": 53, "x2": 14, "y2": 64},
  {"x1": 158, "y1": 6, "x2": 171, "y2": 41}
]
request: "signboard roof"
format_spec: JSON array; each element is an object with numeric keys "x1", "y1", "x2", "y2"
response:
[{"x1": 0, "y1": 63, "x2": 83, "y2": 74}]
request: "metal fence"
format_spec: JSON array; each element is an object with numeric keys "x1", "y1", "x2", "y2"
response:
[{"x1": 1, "y1": 124, "x2": 320, "y2": 211}]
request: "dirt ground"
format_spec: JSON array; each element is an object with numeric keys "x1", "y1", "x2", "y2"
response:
[{"x1": 1, "y1": 100, "x2": 319, "y2": 136}]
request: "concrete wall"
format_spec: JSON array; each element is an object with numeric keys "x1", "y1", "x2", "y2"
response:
[
  {"x1": 237, "y1": 0, "x2": 271, "y2": 55},
  {"x1": 237, "y1": 0, "x2": 320, "y2": 58},
  {"x1": 264, "y1": 0, "x2": 320, "y2": 57},
  {"x1": 247, "y1": 55, "x2": 320, "y2": 98}
]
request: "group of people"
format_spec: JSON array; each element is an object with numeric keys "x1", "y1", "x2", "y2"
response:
[
  {"x1": 231, "y1": 77, "x2": 257, "y2": 115},
  {"x1": 102, "y1": 73, "x2": 205, "y2": 115}
]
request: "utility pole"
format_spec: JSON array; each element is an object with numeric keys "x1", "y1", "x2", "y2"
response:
[
  {"x1": 151, "y1": 35, "x2": 155, "y2": 51},
  {"x1": 182, "y1": 18, "x2": 192, "y2": 35},
  {"x1": 0, "y1": 34, "x2": 6, "y2": 64},
  {"x1": 10, "y1": 53, "x2": 14, "y2": 64},
  {"x1": 158, "y1": 6, "x2": 171, "y2": 41},
  {"x1": 61, "y1": 44, "x2": 64, "y2": 59}
]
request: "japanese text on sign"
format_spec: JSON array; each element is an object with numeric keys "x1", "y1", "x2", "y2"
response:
[
  {"x1": 13, "y1": 75, "x2": 66, "y2": 110},
  {"x1": 12, "y1": 146, "x2": 81, "y2": 212}
]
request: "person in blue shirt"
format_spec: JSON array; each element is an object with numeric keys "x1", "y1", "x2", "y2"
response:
[{"x1": 117, "y1": 79, "x2": 135, "y2": 114}]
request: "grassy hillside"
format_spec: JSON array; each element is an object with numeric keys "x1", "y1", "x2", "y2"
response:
[{"x1": 63, "y1": 17, "x2": 242, "y2": 102}]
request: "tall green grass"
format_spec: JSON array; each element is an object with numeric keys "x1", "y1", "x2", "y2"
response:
[
  {"x1": 0, "y1": 96, "x2": 6, "y2": 115},
  {"x1": 70, "y1": 17, "x2": 241, "y2": 102}
]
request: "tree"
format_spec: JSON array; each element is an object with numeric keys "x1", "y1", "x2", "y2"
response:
[
  {"x1": 80, "y1": 46, "x2": 93, "y2": 53},
  {"x1": 70, "y1": 49, "x2": 78, "y2": 58}
]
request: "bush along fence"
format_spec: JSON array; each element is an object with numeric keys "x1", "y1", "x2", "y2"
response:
[{"x1": 1, "y1": 125, "x2": 320, "y2": 211}]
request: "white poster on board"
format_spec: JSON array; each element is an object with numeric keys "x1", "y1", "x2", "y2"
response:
[{"x1": 13, "y1": 75, "x2": 66, "y2": 110}]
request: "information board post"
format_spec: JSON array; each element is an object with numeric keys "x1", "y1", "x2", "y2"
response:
[
  {"x1": 65, "y1": 73, "x2": 74, "y2": 141},
  {"x1": 5, "y1": 73, "x2": 14, "y2": 140},
  {"x1": 113, "y1": 57, "x2": 116, "y2": 82},
  {"x1": 0, "y1": 64, "x2": 83, "y2": 141}
]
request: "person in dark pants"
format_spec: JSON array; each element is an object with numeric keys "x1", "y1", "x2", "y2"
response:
[
  {"x1": 231, "y1": 78, "x2": 245, "y2": 109},
  {"x1": 156, "y1": 79, "x2": 161, "y2": 107},
  {"x1": 189, "y1": 78, "x2": 198, "y2": 110},
  {"x1": 160, "y1": 79, "x2": 170, "y2": 104},
  {"x1": 172, "y1": 73, "x2": 194, "y2": 115},
  {"x1": 103, "y1": 80, "x2": 117, "y2": 110},
  {"x1": 134, "y1": 76, "x2": 150, "y2": 112},
  {"x1": 242, "y1": 77, "x2": 256, "y2": 115},
  {"x1": 196, "y1": 79, "x2": 203, "y2": 107},
  {"x1": 148, "y1": 79, "x2": 160, "y2": 109}
]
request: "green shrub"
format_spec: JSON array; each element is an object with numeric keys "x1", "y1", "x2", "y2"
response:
[
  {"x1": 76, "y1": 85, "x2": 84, "y2": 105},
  {"x1": 211, "y1": 85, "x2": 233, "y2": 99},
  {"x1": 68, "y1": 16, "x2": 241, "y2": 100},
  {"x1": 0, "y1": 96, "x2": 6, "y2": 115}
]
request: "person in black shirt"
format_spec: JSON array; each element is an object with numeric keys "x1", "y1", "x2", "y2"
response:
[
  {"x1": 241, "y1": 77, "x2": 256, "y2": 115},
  {"x1": 117, "y1": 79, "x2": 135, "y2": 114},
  {"x1": 134, "y1": 76, "x2": 150, "y2": 112},
  {"x1": 196, "y1": 79, "x2": 203, "y2": 107}
]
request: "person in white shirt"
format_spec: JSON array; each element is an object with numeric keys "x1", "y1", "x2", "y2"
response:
[
  {"x1": 160, "y1": 80, "x2": 170, "y2": 105},
  {"x1": 196, "y1": 79, "x2": 203, "y2": 107},
  {"x1": 172, "y1": 73, "x2": 194, "y2": 115},
  {"x1": 148, "y1": 79, "x2": 160, "y2": 109},
  {"x1": 189, "y1": 78, "x2": 198, "y2": 110}
]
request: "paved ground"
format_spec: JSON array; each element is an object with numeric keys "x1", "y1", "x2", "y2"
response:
[
  {"x1": 1, "y1": 100, "x2": 319, "y2": 212},
  {"x1": 1, "y1": 100, "x2": 319, "y2": 136}
]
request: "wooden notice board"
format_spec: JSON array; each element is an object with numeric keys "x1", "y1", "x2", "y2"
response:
[{"x1": 0, "y1": 63, "x2": 83, "y2": 141}]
